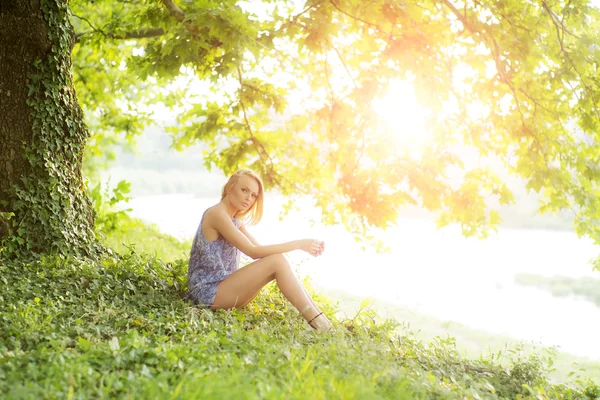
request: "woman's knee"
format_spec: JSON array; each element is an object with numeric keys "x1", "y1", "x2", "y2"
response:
[{"x1": 266, "y1": 254, "x2": 289, "y2": 269}]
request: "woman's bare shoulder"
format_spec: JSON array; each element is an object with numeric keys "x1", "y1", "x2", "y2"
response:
[{"x1": 204, "y1": 205, "x2": 229, "y2": 225}]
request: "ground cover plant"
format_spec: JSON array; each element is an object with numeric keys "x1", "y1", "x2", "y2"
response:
[{"x1": 1, "y1": 221, "x2": 599, "y2": 399}]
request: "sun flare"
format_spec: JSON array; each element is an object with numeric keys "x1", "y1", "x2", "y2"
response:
[{"x1": 373, "y1": 80, "x2": 431, "y2": 158}]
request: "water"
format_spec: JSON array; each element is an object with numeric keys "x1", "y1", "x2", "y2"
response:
[{"x1": 126, "y1": 193, "x2": 600, "y2": 360}]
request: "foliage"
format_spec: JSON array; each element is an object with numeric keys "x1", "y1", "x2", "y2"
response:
[
  {"x1": 101, "y1": 216, "x2": 192, "y2": 263},
  {"x1": 0, "y1": 225, "x2": 599, "y2": 399},
  {"x1": 69, "y1": 4, "x2": 155, "y2": 179},
  {"x1": 515, "y1": 274, "x2": 600, "y2": 307},
  {"x1": 89, "y1": 177, "x2": 192, "y2": 262},
  {"x1": 89, "y1": 179, "x2": 133, "y2": 234},
  {"x1": 327, "y1": 288, "x2": 600, "y2": 384},
  {"x1": 0, "y1": 253, "x2": 597, "y2": 399},
  {"x1": 67, "y1": 0, "x2": 600, "y2": 250}
]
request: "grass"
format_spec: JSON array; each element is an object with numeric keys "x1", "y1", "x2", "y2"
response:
[
  {"x1": 101, "y1": 217, "x2": 192, "y2": 263},
  {"x1": 322, "y1": 288, "x2": 600, "y2": 385},
  {"x1": 1, "y1": 219, "x2": 599, "y2": 399}
]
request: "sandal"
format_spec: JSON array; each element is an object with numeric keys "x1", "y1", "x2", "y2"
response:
[{"x1": 308, "y1": 312, "x2": 332, "y2": 332}]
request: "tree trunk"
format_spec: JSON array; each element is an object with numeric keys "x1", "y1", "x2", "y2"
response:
[{"x1": 0, "y1": 0, "x2": 97, "y2": 257}]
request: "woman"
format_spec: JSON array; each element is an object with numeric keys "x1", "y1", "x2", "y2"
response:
[{"x1": 188, "y1": 168, "x2": 332, "y2": 331}]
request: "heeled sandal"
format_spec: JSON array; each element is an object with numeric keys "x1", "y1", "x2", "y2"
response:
[
  {"x1": 308, "y1": 312, "x2": 332, "y2": 331},
  {"x1": 308, "y1": 312, "x2": 324, "y2": 326}
]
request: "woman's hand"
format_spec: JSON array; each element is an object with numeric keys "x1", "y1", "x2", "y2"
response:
[{"x1": 300, "y1": 239, "x2": 325, "y2": 257}]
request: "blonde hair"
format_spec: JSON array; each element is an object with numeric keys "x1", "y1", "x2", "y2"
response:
[{"x1": 221, "y1": 168, "x2": 264, "y2": 225}]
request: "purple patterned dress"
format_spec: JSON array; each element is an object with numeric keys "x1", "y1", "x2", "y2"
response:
[{"x1": 187, "y1": 210, "x2": 241, "y2": 306}]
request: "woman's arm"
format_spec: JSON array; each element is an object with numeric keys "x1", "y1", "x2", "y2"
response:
[
  {"x1": 240, "y1": 224, "x2": 260, "y2": 246},
  {"x1": 209, "y1": 209, "x2": 320, "y2": 260}
]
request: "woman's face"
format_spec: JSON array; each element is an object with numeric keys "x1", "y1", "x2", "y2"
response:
[{"x1": 229, "y1": 175, "x2": 259, "y2": 211}]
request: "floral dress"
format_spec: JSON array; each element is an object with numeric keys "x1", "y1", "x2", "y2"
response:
[{"x1": 187, "y1": 210, "x2": 240, "y2": 306}]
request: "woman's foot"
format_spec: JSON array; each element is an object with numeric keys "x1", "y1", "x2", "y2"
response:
[{"x1": 308, "y1": 312, "x2": 332, "y2": 332}]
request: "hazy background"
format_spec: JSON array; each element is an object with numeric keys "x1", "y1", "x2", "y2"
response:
[{"x1": 100, "y1": 124, "x2": 600, "y2": 370}]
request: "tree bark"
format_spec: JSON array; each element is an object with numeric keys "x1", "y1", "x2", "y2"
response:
[{"x1": 0, "y1": 0, "x2": 97, "y2": 256}]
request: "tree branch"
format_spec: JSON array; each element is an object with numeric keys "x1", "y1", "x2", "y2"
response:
[
  {"x1": 324, "y1": 53, "x2": 335, "y2": 141},
  {"x1": 71, "y1": 13, "x2": 102, "y2": 35},
  {"x1": 437, "y1": 0, "x2": 561, "y2": 180},
  {"x1": 438, "y1": 0, "x2": 510, "y2": 85},
  {"x1": 160, "y1": 0, "x2": 186, "y2": 22},
  {"x1": 115, "y1": 28, "x2": 165, "y2": 39},
  {"x1": 237, "y1": 84, "x2": 270, "y2": 164},
  {"x1": 332, "y1": 45, "x2": 359, "y2": 91},
  {"x1": 158, "y1": 0, "x2": 222, "y2": 45},
  {"x1": 328, "y1": 0, "x2": 388, "y2": 35},
  {"x1": 235, "y1": 65, "x2": 300, "y2": 192},
  {"x1": 541, "y1": 0, "x2": 599, "y2": 121},
  {"x1": 72, "y1": 13, "x2": 165, "y2": 43},
  {"x1": 75, "y1": 27, "x2": 165, "y2": 43},
  {"x1": 541, "y1": 0, "x2": 581, "y2": 40},
  {"x1": 442, "y1": 1, "x2": 585, "y2": 228},
  {"x1": 275, "y1": 0, "x2": 326, "y2": 33}
]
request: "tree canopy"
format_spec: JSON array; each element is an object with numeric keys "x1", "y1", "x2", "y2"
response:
[{"x1": 3, "y1": 0, "x2": 600, "y2": 259}]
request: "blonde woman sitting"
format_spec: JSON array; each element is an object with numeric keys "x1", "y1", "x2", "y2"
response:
[{"x1": 187, "y1": 169, "x2": 332, "y2": 331}]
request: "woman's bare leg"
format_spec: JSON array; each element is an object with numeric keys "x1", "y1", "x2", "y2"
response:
[
  {"x1": 211, "y1": 254, "x2": 323, "y2": 322},
  {"x1": 239, "y1": 267, "x2": 321, "y2": 315},
  {"x1": 299, "y1": 284, "x2": 321, "y2": 318}
]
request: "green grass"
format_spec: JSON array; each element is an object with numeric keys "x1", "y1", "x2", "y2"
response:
[
  {"x1": 100, "y1": 217, "x2": 192, "y2": 263},
  {"x1": 1, "y1": 223, "x2": 599, "y2": 399},
  {"x1": 515, "y1": 274, "x2": 600, "y2": 308},
  {"x1": 322, "y1": 288, "x2": 600, "y2": 385}
]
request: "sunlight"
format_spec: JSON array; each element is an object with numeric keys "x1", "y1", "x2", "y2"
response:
[{"x1": 372, "y1": 80, "x2": 431, "y2": 158}]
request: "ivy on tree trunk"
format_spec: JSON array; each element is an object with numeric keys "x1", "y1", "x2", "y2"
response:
[{"x1": 0, "y1": 0, "x2": 98, "y2": 257}]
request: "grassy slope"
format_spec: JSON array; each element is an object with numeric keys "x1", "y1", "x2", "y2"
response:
[
  {"x1": 1, "y1": 219, "x2": 599, "y2": 399},
  {"x1": 101, "y1": 218, "x2": 192, "y2": 263},
  {"x1": 321, "y1": 288, "x2": 600, "y2": 385}
]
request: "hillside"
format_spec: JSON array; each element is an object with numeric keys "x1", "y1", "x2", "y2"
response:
[{"x1": 1, "y1": 219, "x2": 598, "y2": 399}]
